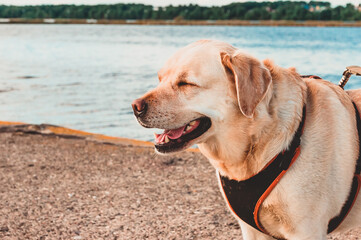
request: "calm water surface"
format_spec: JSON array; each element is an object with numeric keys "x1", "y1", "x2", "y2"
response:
[{"x1": 1, "y1": 24, "x2": 361, "y2": 141}]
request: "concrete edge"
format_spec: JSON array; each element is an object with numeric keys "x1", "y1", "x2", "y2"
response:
[{"x1": 0, "y1": 121, "x2": 200, "y2": 153}]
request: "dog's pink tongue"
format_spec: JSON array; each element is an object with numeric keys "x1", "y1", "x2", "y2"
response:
[
  {"x1": 155, "y1": 125, "x2": 186, "y2": 143},
  {"x1": 164, "y1": 126, "x2": 186, "y2": 139}
]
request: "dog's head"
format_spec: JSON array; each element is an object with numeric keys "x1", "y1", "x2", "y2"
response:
[{"x1": 132, "y1": 40, "x2": 272, "y2": 154}]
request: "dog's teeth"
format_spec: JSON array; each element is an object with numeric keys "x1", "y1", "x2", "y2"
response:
[
  {"x1": 164, "y1": 136, "x2": 170, "y2": 143},
  {"x1": 186, "y1": 126, "x2": 192, "y2": 131},
  {"x1": 189, "y1": 121, "x2": 196, "y2": 126},
  {"x1": 183, "y1": 131, "x2": 186, "y2": 134}
]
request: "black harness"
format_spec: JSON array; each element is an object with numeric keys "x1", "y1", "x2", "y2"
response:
[
  {"x1": 219, "y1": 82, "x2": 361, "y2": 239},
  {"x1": 219, "y1": 106, "x2": 305, "y2": 238}
]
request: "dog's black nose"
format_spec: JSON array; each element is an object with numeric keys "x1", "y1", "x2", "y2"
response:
[{"x1": 132, "y1": 98, "x2": 147, "y2": 117}]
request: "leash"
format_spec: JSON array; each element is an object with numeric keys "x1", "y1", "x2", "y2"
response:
[{"x1": 339, "y1": 66, "x2": 361, "y2": 89}]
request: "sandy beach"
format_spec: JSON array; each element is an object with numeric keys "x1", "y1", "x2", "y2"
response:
[{"x1": 0, "y1": 123, "x2": 360, "y2": 239}]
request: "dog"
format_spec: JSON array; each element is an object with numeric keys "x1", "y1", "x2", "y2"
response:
[{"x1": 132, "y1": 39, "x2": 361, "y2": 239}]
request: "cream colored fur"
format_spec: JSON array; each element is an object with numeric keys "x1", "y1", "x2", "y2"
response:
[{"x1": 134, "y1": 40, "x2": 361, "y2": 239}]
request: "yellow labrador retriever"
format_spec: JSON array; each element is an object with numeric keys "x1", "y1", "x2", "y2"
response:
[{"x1": 132, "y1": 40, "x2": 361, "y2": 239}]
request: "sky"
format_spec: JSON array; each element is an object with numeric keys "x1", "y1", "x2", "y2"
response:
[{"x1": 0, "y1": 0, "x2": 359, "y2": 7}]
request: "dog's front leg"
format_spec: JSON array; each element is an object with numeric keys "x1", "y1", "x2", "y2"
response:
[
  {"x1": 284, "y1": 229, "x2": 327, "y2": 240},
  {"x1": 238, "y1": 221, "x2": 275, "y2": 240},
  {"x1": 240, "y1": 220, "x2": 328, "y2": 240},
  {"x1": 240, "y1": 219, "x2": 328, "y2": 240}
]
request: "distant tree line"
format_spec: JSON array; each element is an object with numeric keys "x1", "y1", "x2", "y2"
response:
[{"x1": 0, "y1": 1, "x2": 361, "y2": 21}]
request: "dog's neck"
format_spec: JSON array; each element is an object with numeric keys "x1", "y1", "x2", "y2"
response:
[{"x1": 198, "y1": 62, "x2": 307, "y2": 181}]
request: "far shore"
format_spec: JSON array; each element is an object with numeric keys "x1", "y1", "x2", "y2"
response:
[{"x1": 1, "y1": 18, "x2": 361, "y2": 27}]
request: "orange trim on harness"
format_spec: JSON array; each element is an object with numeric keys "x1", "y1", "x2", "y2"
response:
[
  {"x1": 254, "y1": 147, "x2": 301, "y2": 233},
  {"x1": 253, "y1": 112, "x2": 307, "y2": 234},
  {"x1": 219, "y1": 106, "x2": 306, "y2": 239}
]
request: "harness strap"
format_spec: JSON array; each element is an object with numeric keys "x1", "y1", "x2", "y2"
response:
[
  {"x1": 353, "y1": 103, "x2": 361, "y2": 175},
  {"x1": 254, "y1": 147, "x2": 301, "y2": 233},
  {"x1": 327, "y1": 103, "x2": 361, "y2": 233},
  {"x1": 219, "y1": 106, "x2": 306, "y2": 238}
]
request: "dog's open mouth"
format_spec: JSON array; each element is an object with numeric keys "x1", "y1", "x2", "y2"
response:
[{"x1": 154, "y1": 117, "x2": 211, "y2": 153}]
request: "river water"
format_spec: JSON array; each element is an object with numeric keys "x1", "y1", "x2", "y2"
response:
[{"x1": 1, "y1": 24, "x2": 361, "y2": 141}]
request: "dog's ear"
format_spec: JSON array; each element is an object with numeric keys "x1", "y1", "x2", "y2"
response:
[{"x1": 220, "y1": 52, "x2": 272, "y2": 118}]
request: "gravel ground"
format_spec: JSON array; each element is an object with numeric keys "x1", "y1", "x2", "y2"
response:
[{"x1": 0, "y1": 130, "x2": 360, "y2": 239}]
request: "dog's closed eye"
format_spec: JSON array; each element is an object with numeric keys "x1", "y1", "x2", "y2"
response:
[
  {"x1": 177, "y1": 81, "x2": 198, "y2": 87},
  {"x1": 178, "y1": 81, "x2": 188, "y2": 87}
]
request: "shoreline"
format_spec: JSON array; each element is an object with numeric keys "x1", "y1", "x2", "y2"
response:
[
  {"x1": 0, "y1": 121, "x2": 199, "y2": 152},
  {"x1": 1, "y1": 18, "x2": 361, "y2": 27}
]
